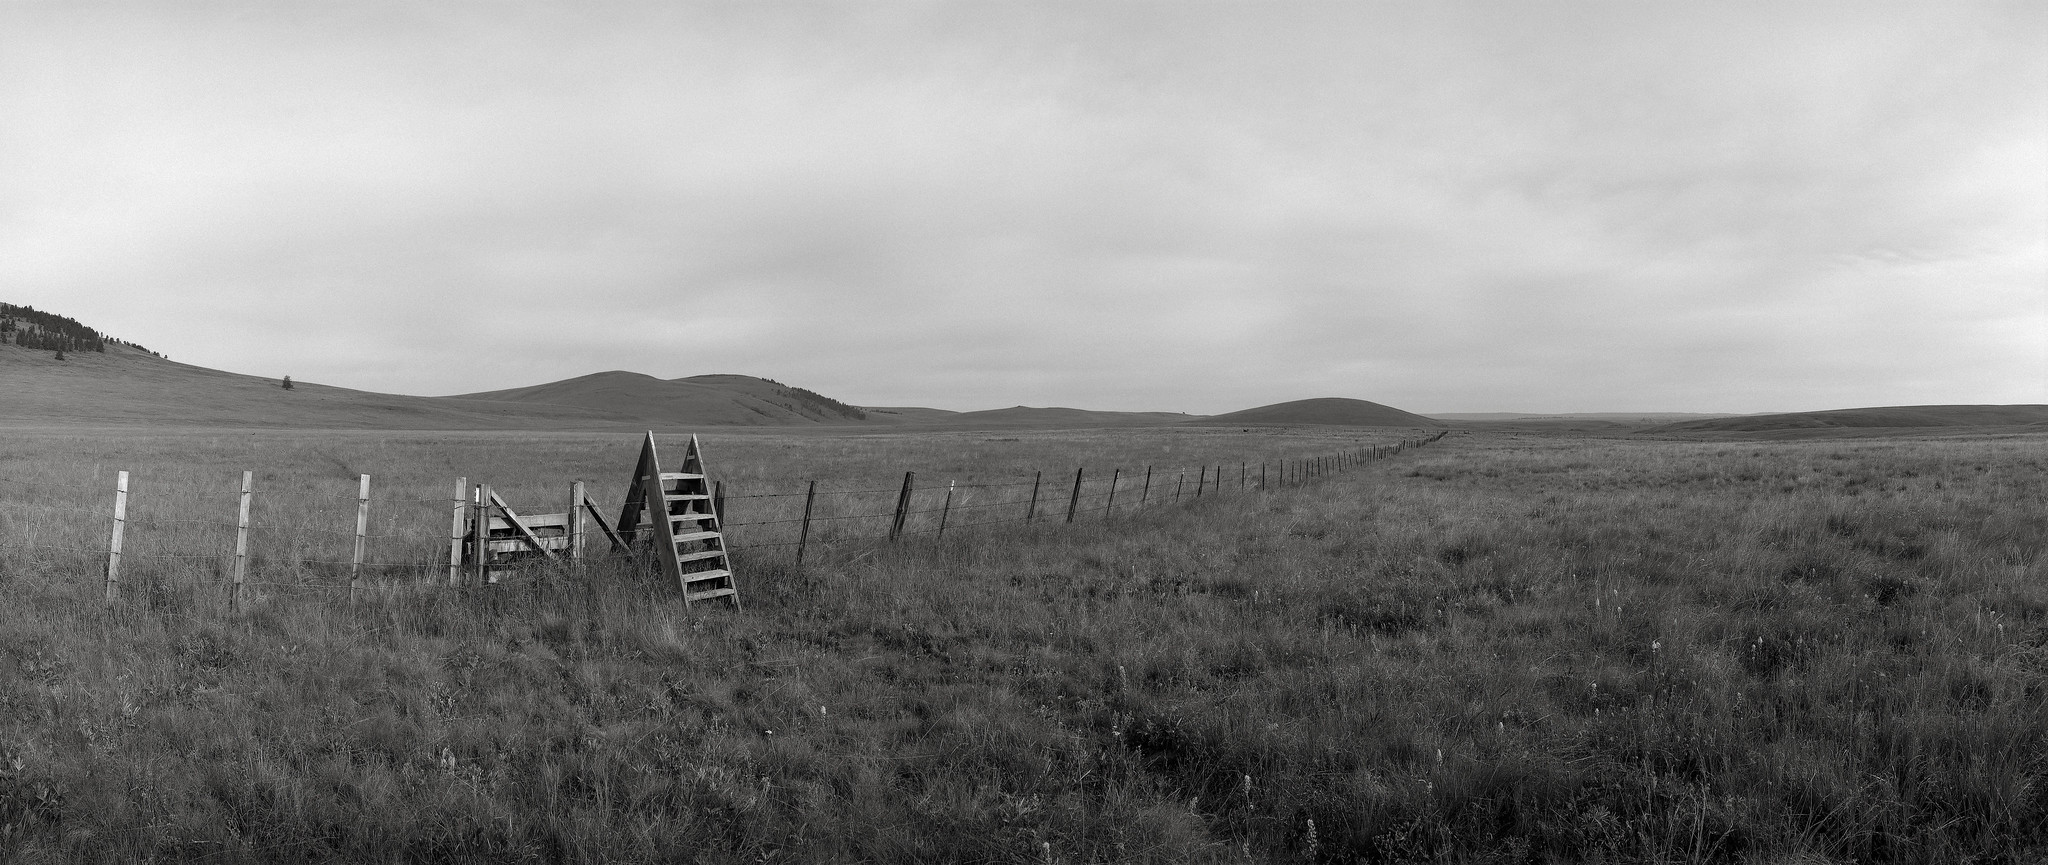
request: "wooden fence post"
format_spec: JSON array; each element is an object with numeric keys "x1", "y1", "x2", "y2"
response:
[
  {"x1": 449, "y1": 477, "x2": 467, "y2": 587},
  {"x1": 569, "y1": 480, "x2": 586, "y2": 565},
  {"x1": 232, "y1": 471, "x2": 252, "y2": 611},
  {"x1": 938, "y1": 481, "x2": 956, "y2": 539},
  {"x1": 350, "y1": 474, "x2": 369, "y2": 604},
  {"x1": 1240, "y1": 462, "x2": 1246, "y2": 489},
  {"x1": 473, "y1": 484, "x2": 491, "y2": 586},
  {"x1": 1260, "y1": 463, "x2": 1267, "y2": 488},
  {"x1": 713, "y1": 481, "x2": 726, "y2": 526},
  {"x1": 889, "y1": 472, "x2": 915, "y2": 541},
  {"x1": 1196, "y1": 465, "x2": 1206, "y2": 498},
  {"x1": 1141, "y1": 466, "x2": 1152, "y2": 506},
  {"x1": 796, "y1": 481, "x2": 817, "y2": 565},
  {"x1": 106, "y1": 470, "x2": 127, "y2": 607},
  {"x1": 1105, "y1": 468, "x2": 1120, "y2": 518},
  {"x1": 1065, "y1": 468, "x2": 1084, "y2": 523},
  {"x1": 1175, "y1": 468, "x2": 1184, "y2": 500},
  {"x1": 1027, "y1": 471, "x2": 1041, "y2": 523}
]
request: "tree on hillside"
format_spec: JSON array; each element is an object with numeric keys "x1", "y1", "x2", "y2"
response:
[
  {"x1": 282, "y1": 376, "x2": 294, "y2": 390},
  {"x1": 54, "y1": 347, "x2": 66, "y2": 360}
]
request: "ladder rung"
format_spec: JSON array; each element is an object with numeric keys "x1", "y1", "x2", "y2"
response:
[
  {"x1": 680, "y1": 568, "x2": 730, "y2": 584},
  {"x1": 669, "y1": 512, "x2": 717, "y2": 522},
  {"x1": 660, "y1": 472, "x2": 705, "y2": 481},
  {"x1": 686, "y1": 587, "x2": 737, "y2": 603},
  {"x1": 677, "y1": 549, "x2": 726, "y2": 564},
  {"x1": 664, "y1": 493, "x2": 710, "y2": 501},
  {"x1": 672, "y1": 530, "x2": 723, "y2": 544}
]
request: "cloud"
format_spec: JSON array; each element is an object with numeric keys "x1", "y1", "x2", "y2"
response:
[{"x1": 1, "y1": 1, "x2": 2041, "y2": 413}]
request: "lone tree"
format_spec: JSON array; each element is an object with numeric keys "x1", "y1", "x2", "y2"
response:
[
  {"x1": 53, "y1": 347, "x2": 65, "y2": 361},
  {"x1": 282, "y1": 375, "x2": 294, "y2": 390}
]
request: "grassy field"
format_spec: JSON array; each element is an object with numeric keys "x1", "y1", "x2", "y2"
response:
[{"x1": 0, "y1": 425, "x2": 2042, "y2": 862}]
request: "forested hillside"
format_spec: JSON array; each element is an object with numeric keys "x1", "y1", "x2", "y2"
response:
[{"x1": 0, "y1": 302, "x2": 160, "y2": 357}]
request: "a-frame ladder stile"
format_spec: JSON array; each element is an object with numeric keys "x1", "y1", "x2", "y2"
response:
[{"x1": 618, "y1": 432, "x2": 741, "y2": 610}]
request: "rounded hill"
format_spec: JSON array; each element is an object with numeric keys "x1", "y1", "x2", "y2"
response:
[
  {"x1": 1649, "y1": 405, "x2": 2048, "y2": 434},
  {"x1": 1189, "y1": 397, "x2": 1440, "y2": 428}
]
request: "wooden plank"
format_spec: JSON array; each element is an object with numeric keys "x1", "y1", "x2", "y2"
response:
[
  {"x1": 581, "y1": 495, "x2": 627, "y2": 553},
  {"x1": 685, "y1": 587, "x2": 738, "y2": 603},
  {"x1": 677, "y1": 549, "x2": 726, "y2": 564},
  {"x1": 232, "y1": 471, "x2": 252, "y2": 611},
  {"x1": 106, "y1": 470, "x2": 127, "y2": 605},
  {"x1": 487, "y1": 490, "x2": 558, "y2": 559},
  {"x1": 351, "y1": 474, "x2": 369, "y2": 604},
  {"x1": 679, "y1": 568, "x2": 731, "y2": 584},
  {"x1": 569, "y1": 481, "x2": 585, "y2": 563},
  {"x1": 472, "y1": 485, "x2": 489, "y2": 587},
  {"x1": 487, "y1": 537, "x2": 572, "y2": 554},
  {"x1": 485, "y1": 512, "x2": 568, "y2": 530},
  {"x1": 448, "y1": 477, "x2": 467, "y2": 586},
  {"x1": 672, "y1": 530, "x2": 722, "y2": 544}
]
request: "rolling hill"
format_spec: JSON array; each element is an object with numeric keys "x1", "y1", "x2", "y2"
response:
[
  {"x1": 1648, "y1": 405, "x2": 2048, "y2": 435},
  {"x1": 1187, "y1": 397, "x2": 1441, "y2": 428},
  {"x1": 936, "y1": 406, "x2": 1200, "y2": 427},
  {"x1": 0, "y1": 340, "x2": 625, "y2": 429},
  {"x1": 0, "y1": 301, "x2": 1442, "y2": 432},
  {"x1": 452, "y1": 372, "x2": 873, "y2": 426}
]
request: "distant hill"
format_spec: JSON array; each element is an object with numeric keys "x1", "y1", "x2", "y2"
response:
[
  {"x1": 452, "y1": 372, "x2": 872, "y2": 426},
  {"x1": 937, "y1": 406, "x2": 1200, "y2": 428},
  {"x1": 0, "y1": 339, "x2": 626, "y2": 429},
  {"x1": 1, "y1": 302, "x2": 160, "y2": 357},
  {"x1": 1189, "y1": 397, "x2": 1440, "y2": 428},
  {"x1": 1433, "y1": 412, "x2": 1738, "y2": 423},
  {"x1": 861, "y1": 406, "x2": 962, "y2": 424},
  {"x1": 1649, "y1": 405, "x2": 2048, "y2": 434}
]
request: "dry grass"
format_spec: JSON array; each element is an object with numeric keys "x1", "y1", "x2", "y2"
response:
[{"x1": 0, "y1": 426, "x2": 2042, "y2": 863}]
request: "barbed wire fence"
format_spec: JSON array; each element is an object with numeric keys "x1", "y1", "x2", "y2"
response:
[{"x1": 0, "y1": 432, "x2": 1447, "y2": 611}]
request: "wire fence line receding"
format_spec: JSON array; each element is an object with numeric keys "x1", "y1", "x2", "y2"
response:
[{"x1": 0, "y1": 432, "x2": 1448, "y2": 607}]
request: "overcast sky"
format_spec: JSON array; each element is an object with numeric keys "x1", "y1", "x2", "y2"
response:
[{"x1": 4, "y1": 2, "x2": 2042, "y2": 414}]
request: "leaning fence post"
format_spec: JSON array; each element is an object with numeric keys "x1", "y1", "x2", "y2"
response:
[
  {"x1": 1175, "y1": 468, "x2": 1185, "y2": 501},
  {"x1": 1105, "y1": 468, "x2": 1120, "y2": 518},
  {"x1": 1196, "y1": 465, "x2": 1206, "y2": 498},
  {"x1": 796, "y1": 481, "x2": 817, "y2": 565},
  {"x1": 938, "y1": 481, "x2": 956, "y2": 539},
  {"x1": 350, "y1": 474, "x2": 369, "y2": 604},
  {"x1": 449, "y1": 478, "x2": 467, "y2": 587},
  {"x1": 105, "y1": 470, "x2": 127, "y2": 607},
  {"x1": 889, "y1": 472, "x2": 915, "y2": 541},
  {"x1": 569, "y1": 480, "x2": 586, "y2": 565},
  {"x1": 1065, "y1": 468, "x2": 1084, "y2": 523},
  {"x1": 1026, "y1": 471, "x2": 1041, "y2": 523},
  {"x1": 232, "y1": 471, "x2": 252, "y2": 611}
]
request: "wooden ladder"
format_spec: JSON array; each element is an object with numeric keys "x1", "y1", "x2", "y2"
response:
[{"x1": 618, "y1": 432, "x2": 741, "y2": 610}]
